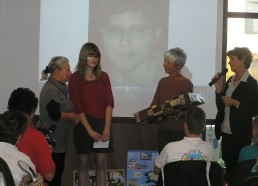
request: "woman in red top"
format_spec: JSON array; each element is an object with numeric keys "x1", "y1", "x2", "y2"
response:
[
  {"x1": 69, "y1": 42, "x2": 114, "y2": 186},
  {"x1": 8, "y1": 87, "x2": 55, "y2": 185}
]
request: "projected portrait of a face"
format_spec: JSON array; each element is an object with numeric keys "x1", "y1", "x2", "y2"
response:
[{"x1": 89, "y1": 0, "x2": 169, "y2": 89}]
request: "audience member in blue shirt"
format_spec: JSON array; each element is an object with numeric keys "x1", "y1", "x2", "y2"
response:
[{"x1": 239, "y1": 116, "x2": 258, "y2": 162}]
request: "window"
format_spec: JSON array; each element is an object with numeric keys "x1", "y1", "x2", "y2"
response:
[{"x1": 224, "y1": 0, "x2": 258, "y2": 80}]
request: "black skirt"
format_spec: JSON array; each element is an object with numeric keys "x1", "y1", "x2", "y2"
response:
[{"x1": 73, "y1": 116, "x2": 114, "y2": 154}]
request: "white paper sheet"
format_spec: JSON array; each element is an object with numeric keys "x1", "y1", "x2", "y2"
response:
[{"x1": 93, "y1": 140, "x2": 109, "y2": 148}]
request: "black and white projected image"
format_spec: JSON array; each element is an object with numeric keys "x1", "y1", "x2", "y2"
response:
[{"x1": 88, "y1": 0, "x2": 169, "y2": 89}]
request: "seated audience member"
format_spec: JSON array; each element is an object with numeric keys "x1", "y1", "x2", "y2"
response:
[
  {"x1": 0, "y1": 110, "x2": 36, "y2": 185},
  {"x1": 8, "y1": 87, "x2": 55, "y2": 183},
  {"x1": 238, "y1": 116, "x2": 258, "y2": 162},
  {"x1": 154, "y1": 107, "x2": 214, "y2": 175}
]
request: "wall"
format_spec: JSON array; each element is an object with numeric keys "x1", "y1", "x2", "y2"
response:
[{"x1": 0, "y1": 0, "x2": 223, "y2": 119}]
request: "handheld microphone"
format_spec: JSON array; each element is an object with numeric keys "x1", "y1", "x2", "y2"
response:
[{"x1": 208, "y1": 68, "x2": 228, "y2": 87}]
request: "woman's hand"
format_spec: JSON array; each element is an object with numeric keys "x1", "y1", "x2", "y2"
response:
[
  {"x1": 101, "y1": 128, "x2": 110, "y2": 142},
  {"x1": 89, "y1": 130, "x2": 101, "y2": 142},
  {"x1": 214, "y1": 73, "x2": 224, "y2": 93},
  {"x1": 222, "y1": 96, "x2": 240, "y2": 108},
  {"x1": 71, "y1": 113, "x2": 80, "y2": 125}
]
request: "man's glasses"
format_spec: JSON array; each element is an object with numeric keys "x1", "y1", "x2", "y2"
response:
[{"x1": 101, "y1": 25, "x2": 154, "y2": 38}]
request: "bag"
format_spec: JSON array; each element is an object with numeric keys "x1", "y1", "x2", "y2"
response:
[{"x1": 19, "y1": 173, "x2": 44, "y2": 186}]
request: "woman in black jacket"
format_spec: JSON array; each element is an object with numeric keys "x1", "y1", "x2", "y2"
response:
[{"x1": 214, "y1": 47, "x2": 258, "y2": 175}]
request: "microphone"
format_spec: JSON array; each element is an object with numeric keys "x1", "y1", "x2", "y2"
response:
[{"x1": 208, "y1": 68, "x2": 228, "y2": 87}]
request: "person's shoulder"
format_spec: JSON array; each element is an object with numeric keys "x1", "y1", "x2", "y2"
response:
[
  {"x1": 70, "y1": 71, "x2": 80, "y2": 79},
  {"x1": 45, "y1": 82, "x2": 57, "y2": 89},
  {"x1": 238, "y1": 146, "x2": 251, "y2": 159},
  {"x1": 30, "y1": 127, "x2": 42, "y2": 134},
  {"x1": 247, "y1": 75, "x2": 258, "y2": 84},
  {"x1": 41, "y1": 80, "x2": 56, "y2": 92},
  {"x1": 16, "y1": 147, "x2": 33, "y2": 161},
  {"x1": 165, "y1": 139, "x2": 184, "y2": 148},
  {"x1": 158, "y1": 76, "x2": 169, "y2": 84},
  {"x1": 185, "y1": 77, "x2": 193, "y2": 84},
  {"x1": 200, "y1": 140, "x2": 214, "y2": 154},
  {"x1": 27, "y1": 126, "x2": 46, "y2": 139},
  {"x1": 180, "y1": 75, "x2": 193, "y2": 84},
  {"x1": 101, "y1": 71, "x2": 109, "y2": 77},
  {"x1": 241, "y1": 145, "x2": 256, "y2": 152},
  {"x1": 101, "y1": 71, "x2": 112, "y2": 81},
  {"x1": 71, "y1": 71, "x2": 78, "y2": 76},
  {"x1": 69, "y1": 71, "x2": 80, "y2": 78},
  {"x1": 160, "y1": 76, "x2": 168, "y2": 81},
  {"x1": 69, "y1": 72, "x2": 84, "y2": 84},
  {"x1": 40, "y1": 83, "x2": 59, "y2": 99}
]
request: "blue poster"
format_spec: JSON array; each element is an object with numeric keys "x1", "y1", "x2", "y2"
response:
[{"x1": 127, "y1": 150, "x2": 159, "y2": 186}]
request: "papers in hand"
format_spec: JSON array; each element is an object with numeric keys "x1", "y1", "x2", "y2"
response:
[{"x1": 93, "y1": 140, "x2": 109, "y2": 148}]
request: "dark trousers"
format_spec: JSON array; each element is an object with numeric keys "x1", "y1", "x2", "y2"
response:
[
  {"x1": 46, "y1": 153, "x2": 65, "y2": 186},
  {"x1": 221, "y1": 133, "x2": 251, "y2": 175}
]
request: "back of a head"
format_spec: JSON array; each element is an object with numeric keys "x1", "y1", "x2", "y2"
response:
[
  {"x1": 0, "y1": 110, "x2": 28, "y2": 145},
  {"x1": 7, "y1": 87, "x2": 38, "y2": 115},
  {"x1": 41, "y1": 56, "x2": 69, "y2": 81},
  {"x1": 47, "y1": 56, "x2": 69, "y2": 74},
  {"x1": 185, "y1": 107, "x2": 206, "y2": 135}
]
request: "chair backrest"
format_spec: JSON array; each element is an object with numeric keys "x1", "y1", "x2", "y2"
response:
[
  {"x1": 163, "y1": 160, "x2": 224, "y2": 186},
  {"x1": 227, "y1": 159, "x2": 257, "y2": 186},
  {"x1": 244, "y1": 172, "x2": 258, "y2": 186},
  {"x1": 209, "y1": 161, "x2": 225, "y2": 186},
  {"x1": 0, "y1": 157, "x2": 15, "y2": 186}
]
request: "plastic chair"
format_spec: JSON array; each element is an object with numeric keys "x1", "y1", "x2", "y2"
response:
[
  {"x1": 244, "y1": 172, "x2": 258, "y2": 186},
  {"x1": 163, "y1": 160, "x2": 224, "y2": 186},
  {"x1": 0, "y1": 157, "x2": 15, "y2": 186},
  {"x1": 227, "y1": 159, "x2": 257, "y2": 186}
]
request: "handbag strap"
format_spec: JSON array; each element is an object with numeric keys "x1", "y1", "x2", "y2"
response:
[{"x1": 206, "y1": 161, "x2": 211, "y2": 186}]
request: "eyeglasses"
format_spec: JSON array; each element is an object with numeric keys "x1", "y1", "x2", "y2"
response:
[
  {"x1": 101, "y1": 25, "x2": 154, "y2": 38},
  {"x1": 87, "y1": 54, "x2": 100, "y2": 59}
]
